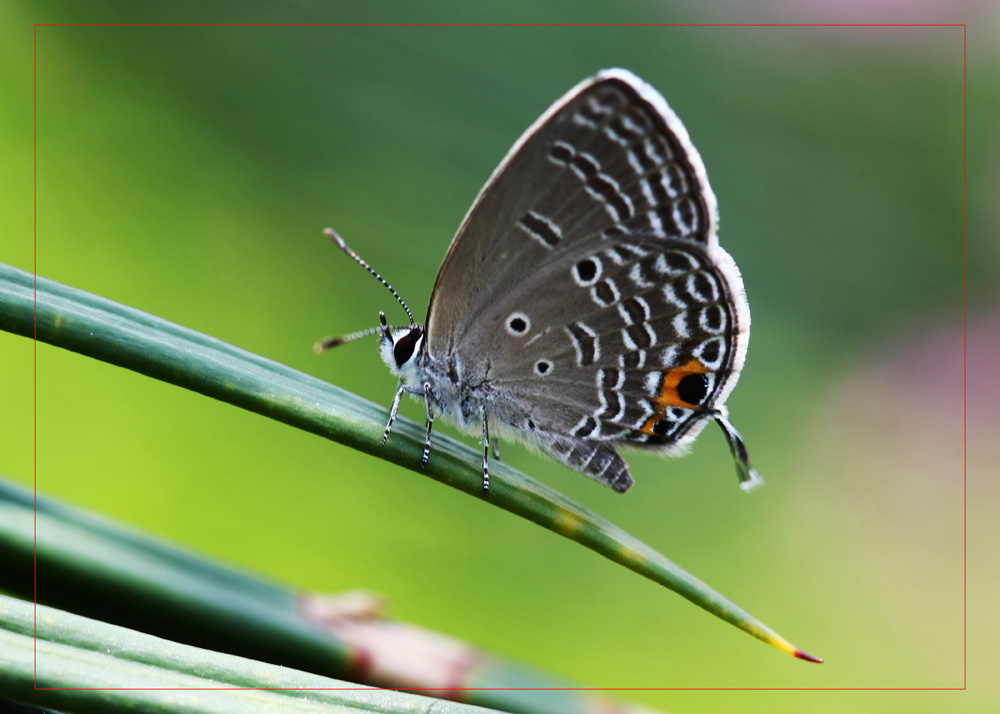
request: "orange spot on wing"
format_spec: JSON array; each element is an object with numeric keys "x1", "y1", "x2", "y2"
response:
[{"x1": 641, "y1": 359, "x2": 708, "y2": 435}]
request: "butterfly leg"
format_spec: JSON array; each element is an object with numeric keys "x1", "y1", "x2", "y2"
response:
[
  {"x1": 382, "y1": 380, "x2": 411, "y2": 446},
  {"x1": 383, "y1": 381, "x2": 433, "y2": 469},
  {"x1": 492, "y1": 436, "x2": 500, "y2": 460},
  {"x1": 481, "y1": 413, "x2": 491, "y2": 497},
  {"x1": 419, "y1": 382, "x2": 434, "y2": 469}
]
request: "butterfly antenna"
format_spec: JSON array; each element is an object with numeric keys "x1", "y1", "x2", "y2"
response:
[
  {"x1": 314, "y1": 326, "x2": 382, "y2": 353},
  {"x1": 315, "y1": 317, "x2": 412, "y2": 353},
  {"x1": 325, "y1": 228, "x2": 415, "y2": 326}
]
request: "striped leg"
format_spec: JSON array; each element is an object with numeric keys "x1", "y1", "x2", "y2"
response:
[
  {"x1": 482, "y1": 413, "x2": 490, "y2": 497},
  {"x1": 419, "y1": 382, "x2": 433, "y2": 468},
  {"x1": 383, "y1": 382, "x2": 433, "y2": 470},
  {"x1": 382, "y1": 381, "x2": 409, "y2": 446}
]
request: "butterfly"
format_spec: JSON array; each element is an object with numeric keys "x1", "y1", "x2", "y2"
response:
[{"x1": 318, "y1": 68, "x2": 760, "y2": 497}]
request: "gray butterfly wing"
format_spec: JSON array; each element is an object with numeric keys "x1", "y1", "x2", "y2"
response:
[{"x1": 425, "y1": 69, "x2": 750, "y2": 491}]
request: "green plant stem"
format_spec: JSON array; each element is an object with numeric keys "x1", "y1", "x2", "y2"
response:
[
  {"x1": 0, "y1": 594, "x2": 508, "y2": 714},
  {"x1": 0, "y1": 262, "x2": 819, "y2": 662},
  {"x1": 0, "y1": 476, "x2": 660, "y2": 714}
]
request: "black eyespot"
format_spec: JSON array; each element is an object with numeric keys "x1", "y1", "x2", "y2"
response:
[
  {"x1": 527, "y1": 419, "x2": 536, "y2": 430},
  {"x1": 677, "y1": 373, "x2": 710, "y2": 406},
  {"x1": 392, "y1": 326, "x2": 423, "y2": 367},
  {"x1": 651, "y1": 419, "x2": 673, "y2": 437},
  {"x1": 535, "y1": 360, "x2": 551, "y2": 375},
  {"x1": 507, "y1": 313, "x2": 530, "y2": 334},
  {"x1": 575, "y1": 258, "x2": 597, "y2": 282}
]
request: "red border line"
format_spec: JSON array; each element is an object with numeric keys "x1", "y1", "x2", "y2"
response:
[{"x1": 32, "y1": 22, "x2": 967, "y2": 693}]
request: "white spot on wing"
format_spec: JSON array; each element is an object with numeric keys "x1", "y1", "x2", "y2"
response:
[
  {"x1": 672, "y1": 312, "x2": 690, "y2": 339},
  {"x1": 644, "y1": 371, "x2": 662, "y2": 396},
  {"x1": 629, "y1": 263, "x2": 653, "y2": 288},
  {"x1": 660, "y1": 344, "x2": 679, "y2": 367}
]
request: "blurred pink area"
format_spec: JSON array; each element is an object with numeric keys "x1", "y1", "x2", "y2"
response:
[
  {"x1": 786, "y1": 306, "x2": 987, "y2": 685},
  {"x1": 808, "y1": 303, "x2": 993, "y2": 483},
  {"x1": 967, "y1": 308, "x2": 1000, "y2": 430},
  {"x1": 700, "y1": 0, "x2": 990, "y2": 25}
]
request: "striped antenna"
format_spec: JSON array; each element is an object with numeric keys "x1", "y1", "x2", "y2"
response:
[
  {"x1": 314, "y1": 319, "x2": 413, "y2": 353},
  {"x1": 314, "y1": 326, "x2": 381, "y2": 353},
  {"x1": 325, "y1": 228, "x2": 415, "y2": 326}
]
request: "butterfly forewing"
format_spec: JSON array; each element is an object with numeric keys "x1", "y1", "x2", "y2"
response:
[{"x1": 426, "y1": 69, "x2": 720, "y2": 354}]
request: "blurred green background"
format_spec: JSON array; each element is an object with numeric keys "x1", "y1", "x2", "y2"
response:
[{"x1": 2, "y1": 2, "x2": 996, "y2": 712}]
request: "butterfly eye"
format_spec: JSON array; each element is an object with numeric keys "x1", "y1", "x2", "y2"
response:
[{"x1": 392, "y1": 326, "x2": 423, "y2": 367}]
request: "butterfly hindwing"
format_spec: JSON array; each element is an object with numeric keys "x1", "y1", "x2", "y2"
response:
[{"x1": 475, "y1": 234, "x2": 744, "y2": 487}]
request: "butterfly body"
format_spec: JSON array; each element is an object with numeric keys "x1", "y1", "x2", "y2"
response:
[{"x1": 328, "y1": 68, "x2": 760, "y2": 496}]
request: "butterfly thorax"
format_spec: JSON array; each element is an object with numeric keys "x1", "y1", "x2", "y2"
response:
[{"x1": 381, "y1": 324, "x2": 494, "y2": 432}]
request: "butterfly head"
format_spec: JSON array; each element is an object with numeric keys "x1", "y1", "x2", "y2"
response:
[
  {"x1": 318, "y1": 228, "x2": 427, "y2": 378},
  {"x1": 378, "y1": 311, "x2": 425, "y2": 377}
]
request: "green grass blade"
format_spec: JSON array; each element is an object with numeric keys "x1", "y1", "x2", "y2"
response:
[
  {"x1": 0, "y1": 594, "x2": 506, "y2": 714},
  {"x1": 0, "y1": 262, "x2": 819, "y2": 662},
  {"x1": 0, "y1": 476, "x2": 662, "y2": 714}
]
